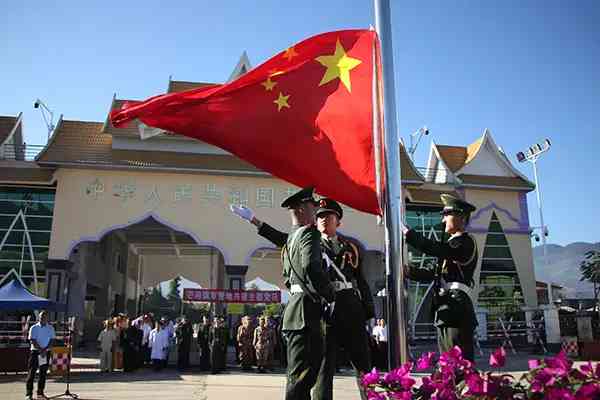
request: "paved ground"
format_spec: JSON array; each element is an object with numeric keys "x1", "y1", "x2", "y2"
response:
[
  {"x1": 0, "y1": 349, "x2": 596, "y2": 400},
  {"x1": 0, "y1": 368, "x2": 362, "y2": 400}
]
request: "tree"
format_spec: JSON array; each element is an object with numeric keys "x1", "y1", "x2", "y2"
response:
[
  {"x1": 580, "y1": 250, "x2": 600, "y2": 304},
  {"x1": 168, "y1": 276, "x2": 182, "y2": 301}
]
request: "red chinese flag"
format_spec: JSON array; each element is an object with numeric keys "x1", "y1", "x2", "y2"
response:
[{"x1": 111, "y1": 29, "x2": 381, "y2": 215}]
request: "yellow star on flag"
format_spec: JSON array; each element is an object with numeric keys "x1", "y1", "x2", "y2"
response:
[
  {"x1": 273, "y1": 92, "x2": 290, "y2": 111},
  {"x1": 261, "y1": 77, "x2": 277, "y2": 91},
  {"x1": 283, "y1": 46, "x2": 298, "y2": 61},
  {"x1": 315, "y1": 39, "x2": 362, "y2": 93}
]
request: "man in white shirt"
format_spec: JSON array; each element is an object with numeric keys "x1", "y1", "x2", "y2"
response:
[
  {"x1": 26, "y1": 311, "x2": 56, "y2": 399},
  {"x1": 371, "y1": 319, "x2": 388, "y2": 369}
]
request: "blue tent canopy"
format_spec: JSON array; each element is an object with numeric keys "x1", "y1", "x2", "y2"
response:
[{"x1": 0, "y1": 279, "x2": 65, "y2": 311}]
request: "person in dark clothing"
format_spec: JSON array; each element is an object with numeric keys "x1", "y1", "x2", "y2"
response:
[
  {"x1": 198, "y1": 316, "x2": 211, "y2": 371},
  {"x1": 175, "y1": 317, "x2": 193, "y2": 371},
  {"x1": 403, "y1": 194, "x2": 479, "y2": 362},
  {"x1": 120, "y1": 319, "x2": 142, "y2": 372},
  {"x1": 209, "y1": 317, "x2": 229, "y2": 374}
]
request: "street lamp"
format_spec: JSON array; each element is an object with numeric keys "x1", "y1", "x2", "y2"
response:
[{"x1": 516, "y1": 138, "x2": 552, "y2": 301}]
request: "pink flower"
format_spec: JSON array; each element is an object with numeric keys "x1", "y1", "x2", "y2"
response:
[
  {"x1": 361, "y1": 368, "x2": 380, "y2": 386},
  {"x1": 389, "y1": 391, "x2": 412, "y2": 400},
  {"x1": 545, "y1": 350, "x2": 572, "y2": 375},
  {"x1": 419, "y1": 376, "x2": 436, "y2": 395},
  {"x1": 547, "y1": 387, "x2": 575, "y2": 400},
  {"x1": 489, "y1": 346, "x2": 506, "y2": 367},
  {"x1": 575, "y1": 383, "x2": 600, "y2": 400},
  {"x1": 416, "y1": 351, "x2": 436, "y2": 371},
  {"x1": 464, "y1": 372, "x2": 485, "y2": 395},
  {"x1": 366, "y1": 389, "x2": 386, "y2": 400},
  {"x1": 528, "y1": 359, "x2": 541, "y2": 369}
]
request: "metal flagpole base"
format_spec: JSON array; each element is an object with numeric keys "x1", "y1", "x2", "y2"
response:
[{"x1": 48, "y1": 390, "x2": 79, "y2": 399}]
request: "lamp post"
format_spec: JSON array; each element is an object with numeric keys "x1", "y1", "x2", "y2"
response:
[{"x1": 516, "y1": 139, "x2": 551, "y2": 302}]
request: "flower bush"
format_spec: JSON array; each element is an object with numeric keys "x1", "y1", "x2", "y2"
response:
[{"x1": 361, "y1": 346, "x2": 600, "y2": 399}]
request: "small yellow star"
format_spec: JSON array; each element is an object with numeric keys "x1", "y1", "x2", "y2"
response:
[
  {"x1": 283, "y1": 46, "x2": 298, "y2": 61},
  {"x1": 315, "y1": 39, "x2": 362, "y2": 93},
  {"x1": 273, "y1": 92, "x2": 290, "y2": 111},
  {"x1": 261, "y1": 77, "x2": 277, "y2": 91}
]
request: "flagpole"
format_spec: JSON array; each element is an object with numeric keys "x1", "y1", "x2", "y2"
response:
[{"x1": 374, "y1": 0, "x2": 409, "y2": 367}]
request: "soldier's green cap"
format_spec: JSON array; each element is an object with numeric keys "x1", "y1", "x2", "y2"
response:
[
  {"x1": 440, "y1": 194, "x2": 476, "y2": 216},
  {"x1": 281, "y1": 186, "x2": 318, "y2": 208},
  {"x1": 315, "y1": 198, "x2": 343, "y2": 220}
]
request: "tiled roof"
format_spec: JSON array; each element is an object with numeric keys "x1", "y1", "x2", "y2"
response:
[
  {"x1": 436, "y1": 145, "x2": 467, "y2": 172},
  {"x1": 0, "y1": 116, "x2": 18, "y2": 145},
  {"x1": 458, "y1": 174, "x2": 535, "y2": 189},
  {"x1": 0, "y1": 160, "x2": 54, "y2": 184},
  {"x1": 400, "y1": 143, "x2": 425, "y2": 183},
  {"x1": 103, "y1": 99, "x2": 143, "y2": 137},
  {"x1": 36, "y1": 119, "x2": 261, "y2": 173}
]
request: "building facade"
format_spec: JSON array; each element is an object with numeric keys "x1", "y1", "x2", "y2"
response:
[{"x1": 0, "y1": 62, "x2": 538, "y2": 337}]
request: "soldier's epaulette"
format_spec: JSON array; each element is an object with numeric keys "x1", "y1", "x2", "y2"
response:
[{"x1": 343, "y1": 240, "x2": 360, "y2": 269}]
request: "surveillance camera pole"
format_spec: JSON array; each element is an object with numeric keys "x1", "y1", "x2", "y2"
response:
[
  {"x1": 408, "y1": 126, "x2": 429, "y2": 160},
  {"x1": 517, "y1": 140, "x2": 551, "y2": 303},
  {"x1": 34, "y1": 99, "x2": 55, "y2": 141}
]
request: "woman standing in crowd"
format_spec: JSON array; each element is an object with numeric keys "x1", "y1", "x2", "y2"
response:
[
  {"x1": 97, "y1": 319, "x2": 117, "y2": 372},
  {"x1": 236, "y1": 316, "x2": 254, "y2": 371}
]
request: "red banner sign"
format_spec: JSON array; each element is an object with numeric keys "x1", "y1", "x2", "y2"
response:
[{"x1": 183, "y1": 288, "x2": 281, "y2": 304}]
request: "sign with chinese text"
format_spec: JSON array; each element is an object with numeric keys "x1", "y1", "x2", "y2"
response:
[{"x1": 183, "y1": 288, "x2": 281, "y2": 304}]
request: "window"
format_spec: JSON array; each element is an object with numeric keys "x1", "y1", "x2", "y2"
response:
[
  {"x1": 229, "y1": 188, "x2": 248, "y2": 207},
  {"x1": 478, "y1": 212, "x2": 524, "y2": 319},
  {"x1": 200, "y1": 183, "x2": 221, "y2": 201}
]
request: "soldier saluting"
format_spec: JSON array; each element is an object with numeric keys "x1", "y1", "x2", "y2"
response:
[
  {"x1": 232, "y1": 187, "x2": 334, "y2": 400},
  {"x1": 402, "y1": 194, "x2": 479, "y2": 362}
]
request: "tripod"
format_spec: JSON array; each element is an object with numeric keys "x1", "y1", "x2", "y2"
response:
[
  {"x1": 48, "y1": 326, "x2": 78, "y2": 399},
  {"x1": 49, "y1": 272, "x2": 78, "y2": 399}
]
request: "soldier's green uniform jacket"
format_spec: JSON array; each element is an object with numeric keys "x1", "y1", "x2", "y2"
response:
[
  {"x1": 321, "y1": 236, "x2": 374, "y2": 321},
  {"x1": 258, "y1": 223, "x2": 374, "y2": 318},
  {"x1": 282, "y1": 225, "x2": 335, "y2": 331},
  {"x1": 405, "y1": 230, "x2": 478, "y2": 328}
]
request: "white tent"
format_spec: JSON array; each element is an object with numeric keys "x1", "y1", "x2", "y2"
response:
[{"x1": 245, "y1": 277, "x2": 289, "y2": 304}]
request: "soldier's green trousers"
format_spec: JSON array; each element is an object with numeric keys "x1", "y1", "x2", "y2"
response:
[
  {"x1": 437, "y1": 325, "x2": 474, "y2": 362},
  {"x1": 313, "y1": 316, "x2": 371, "y2": 400},
  {"x1": 284, "y1": 324, "x2": 323, "y2": 400}
]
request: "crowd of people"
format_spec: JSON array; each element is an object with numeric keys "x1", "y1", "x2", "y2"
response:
[{"x1": 95, "y1": 312, "x2": 286, "y2": 375}]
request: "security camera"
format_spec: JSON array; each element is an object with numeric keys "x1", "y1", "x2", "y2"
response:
[
  {"x1": 34, "y1": 99, "x2": 41, "y2": 108},
  {"x1": 532, "y1": 234, "x2": 540, "y2": 242},
  {"x1": 423, "y1": 126, "x2": 429, "y2": 136}
]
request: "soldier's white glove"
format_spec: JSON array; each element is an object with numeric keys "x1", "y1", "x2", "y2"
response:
[
  {"x1": 230, "y1": 204, "x2": 255, "y2": 222},
  {"x1": 328, "y1": 301, "x2": 335, "y2": 316}
]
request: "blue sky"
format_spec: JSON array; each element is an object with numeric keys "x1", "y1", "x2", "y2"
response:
[{"x1": 2, "y1": 1, "x2": 598, "y2": 246}]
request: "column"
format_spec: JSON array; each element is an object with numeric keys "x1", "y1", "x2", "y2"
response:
[{"x1": 540, "y1": 304, "x2": 561, "y2": 352}]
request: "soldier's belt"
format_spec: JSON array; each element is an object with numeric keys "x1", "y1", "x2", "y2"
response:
[
  {"x1": 332, "y1": 281, "x2": 353, "y2": 291},
  {"x1": 290, "y1": 284, "x2": 303, "y2": 294},
  {"x1": 443, "y1": 281, "x2": 475, "y2": 305}
]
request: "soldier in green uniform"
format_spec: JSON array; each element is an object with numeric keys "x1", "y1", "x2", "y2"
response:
[
  {"x1": 312, "y1": 198, "x2": 373, "y2": 400},
  {"x1": 233, "y1": 187, "x2": 334, "y2": 400},
  {"x1": 209, "y1": 316, "x2": 229, "y2": 374},
  {"x1": 402, "y1": 194, "x2": 478, "y2": 361}
]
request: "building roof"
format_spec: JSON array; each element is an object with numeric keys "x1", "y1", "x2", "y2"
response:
[
  {"x1": 0, "y1": 160, "x2": 55, "y2": 184},
  {"x1": 35, "y1": 119, "x2": 262, "y2": 174},
  {"x1": 0, "y1": 115, "x2": 19, "y2": 145},
  {"x1": 435, "y1": 145, "x2": 467, "y2": 172},
  {"x1": 400, "y1": 142, "x2": 425, "y2": 183},
  {"x1": 458, "y1": 174, "x2": 535, "y2": 189}
]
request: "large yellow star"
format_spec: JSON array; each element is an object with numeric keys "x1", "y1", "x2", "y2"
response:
[
  {"x1": 261, "y1": 77, "x2": 277, "y2": 91},
  {"x1": 273, "y1": 92, "x2": 290, "y2": 111},
  {"x1": 283, "y1": 46, "x2": 298, "y2": 61},
  {"x1": 315, "y1": 39, "x2": 362, "y2": 93}
]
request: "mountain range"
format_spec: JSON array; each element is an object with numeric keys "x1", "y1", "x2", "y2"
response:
[{"x1": 533, "y1": 242, "x2": 599, "y2": 298}]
